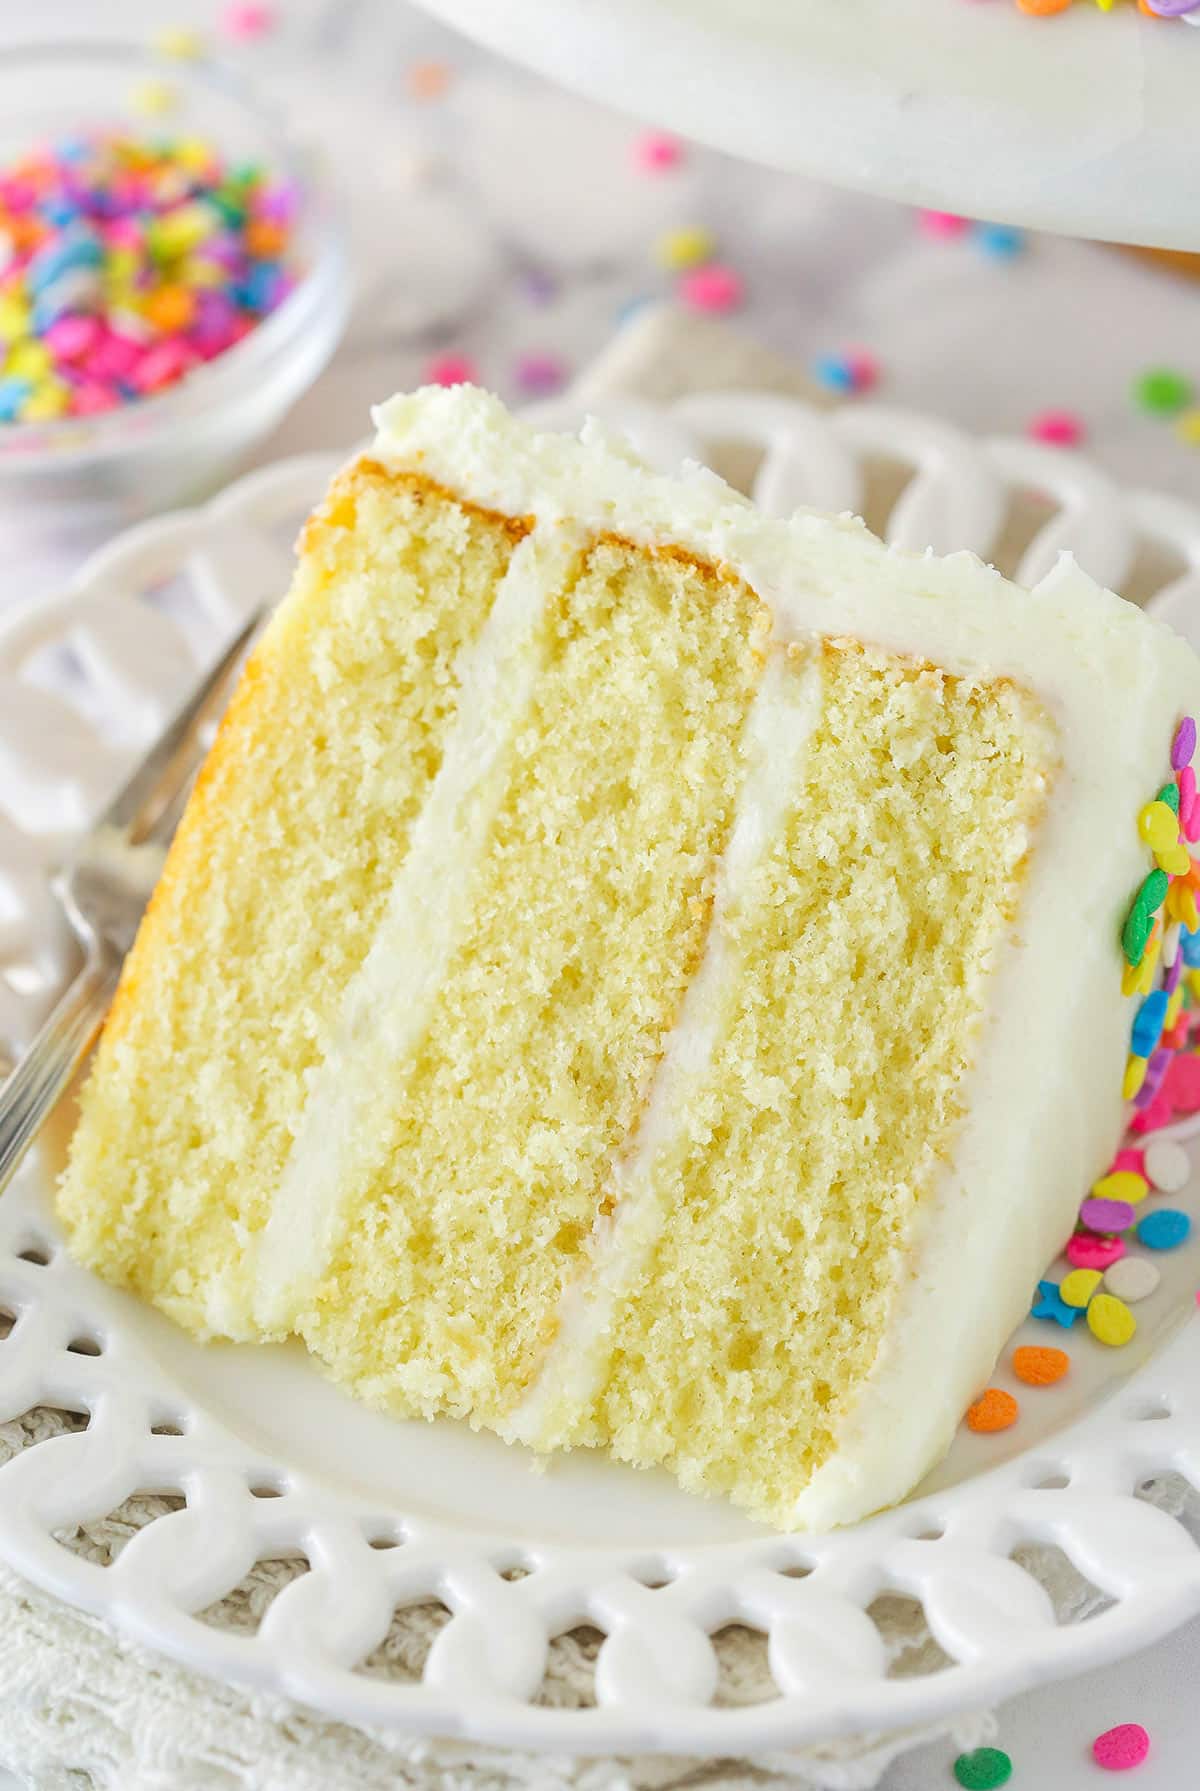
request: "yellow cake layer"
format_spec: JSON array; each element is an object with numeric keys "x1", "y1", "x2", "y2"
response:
[
  {"x1": 292, "y1": 537, "x2": 767, "y2": 1423},
  {"x1": 58, "y1": 468, "x2": 524, "y2": 1335},
  {"x1": 534, "y1": 642, "x2": 1056, "y2": 1523}
]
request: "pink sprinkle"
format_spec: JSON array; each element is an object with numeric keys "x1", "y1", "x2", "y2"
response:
[
  {"x1": 678, "y1": 263, "x2": 744, "y2": 315},
  {"x1": 845, "y1": 349, "x2": 880, "y2": 393},
  {"x1": 423, "y1": 352, "x2": 478, "y2": 388},
  {"x1": 68, "y1": 381, "x2": 119, "y2": 417},
  {"x1": 1092, "y1": 1722, "x2": 1150, "y2": 1771},
  {"x1": 131, "y1": 339, "x2": 193, "y2": 394},
  {"x1": 44, "y1": 314, "x2": 100, "y2": 362},
  {"x1": 1080, "y1": 1197, "x2": 1136, "y2": 1234},
  {"x1": 1131, "y1": 1090, "x2": 1174, "y2": 1135},
  {"x1": 1181, "y1": 766, "x2": 1200, "y2": 841},
  {"x1": 221, "y1": 2, "x2": 275, "y2": 38},
  {"x1": 1028, "y1": 409, "x2": 1085, "y2": 448},
  {"x1": 1165, "y1": 1052, "x2": 1200, "y2": 1115},
  {"x1": 1173, "y1": 716, "x2": 1197, "y2": 771},
  {"x1": 514, "y1": 351, "x2": 567, "y2": 396},
  {"x1": 918, "y1": 210, "x2": 969, "y2": 238},
  {"x1": 1067, "y1": 1233, "x2": 1125, "y2": 1271},
  {"x1": 633, "y1": 131, "x2": 683, "y2": 172},
  {"x1": 1112, "y1": 1148, "x2": 1146, "y2": 1177}
]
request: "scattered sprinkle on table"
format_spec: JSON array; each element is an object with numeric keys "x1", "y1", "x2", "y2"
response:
[
  {"x1": 1032, "y1": 1279, "x2": 1080, "y2": 1326},
  {"x1": 130, "y1": 79, "x2": 177, "y2": 118},
  {"x1": 655, "y1": 225, "x2": 714, "y2": 271},
  {"x1": 221, "y1": 2, "x2": 276, "y2": 39},
  {"x1": 812, "y1": 349, "x2": 879, "y2": 395},
  {"x1": 1134, "y1": 366, "x2": 1194, "y2": 417},
  {"x1": 953, "y1": 1746, "x2": 1013, "y2": 1789},
  {"x1": 917, "y1": 209, "x2": 969, "y2": 238},
  {"x1": 633, "y1": 130, "x2": 683, "y2": 172},
  {"x1": 1012, "y1": 1344, "x2": 1069, "y2": 1385},
  {"x1": 407, "y1": 60, "x2": 452, "y2": 101},
  {"x1": 1102, "y1": 1257, "x2": 1160, "y2": 1302},
  {"x1": 1028, "y1": 408, "x2": 1084, "y2": 447},
  {"x1": 1176, "y1": 408, "x2": 1200, "y2": 447},
  {"x1": 1066, "y1": 1232, "x2": 1125, "y2": 1270},
  {"x1": 152, "y1": 26, "x2": 204, "y2": 60},
  {"x1": 1144, "y1": 1137, "x2": 1189, "y2": 1191},
  {"x1": 1091, "y1": 1169, "x2": 1149, "y2": 1204},
  {"x1": 1087, "y1": 1291, "x2": 1137, "y2": 1346},
  {"x1": 966, "y1": 1387, "x2": 1019, "y2": 1433},
  {"x1": 0, "y1": 128, "x2": 298, "y2": 422},
  {"x1": 1079, "y1": 1196, "x2": 1135, "y2": 1233},
  {"x1": 1060, "y1": 1267, "x2": 1103, "y2": 1308},
  {"x1": 1135, "y1": 1207, "x2": 1191, "y2": 1249},
  {"x1": 514, "y1": 351, "x2": 567, "y2": 396},
  {"x1": 1092, "y1": 1722, "x2": 1150, "y2": 1771},
  {"x1": 677, "y1": 263, "x2": 743, "y2": 314},
  {"x1": 424, "y1": 351, "x2": 479, "y2": 388},
  {"x1": 975, "y1": 222, "x2": 1025, "y2": 259}
]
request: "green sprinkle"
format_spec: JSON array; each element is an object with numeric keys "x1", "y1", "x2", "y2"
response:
[
  {"x1": 1123, "y1": 900, "x2": 1154, "y2": 966},
  {"x1": 1135, "y1": 367, "x2": 1194, "y2": 418},
  {"x1": 1158, "y1": 781, "x2": 1181, "y2": 815},
  {"x1": 1140, "y1": 868, "x2": 1170, "y2": 914},
  {"x1": 954, "y1": 1749, "x2": 1013, "y2": 1791}
]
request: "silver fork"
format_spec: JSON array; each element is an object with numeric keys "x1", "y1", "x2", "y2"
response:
[{"x1": 0, "y1": 612, "x2": 262, "y2": 1198}]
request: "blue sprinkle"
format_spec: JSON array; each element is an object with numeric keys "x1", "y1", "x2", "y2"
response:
[
  {"x1": 975, "y1": 222, "x2": 1026, "y2": 260},
  {"x1": 1182, "y1": 926, "x2": 1200, "y2": 969},
  {"x1": 812, "y1": 353, "x2": 856, "y2": 394},
  {"x1": 0, "y1": 378, "x2": 31, "y2": 421},
  {"x1": 232, "y1": 261, "x2": 281, "y2": 313},
  {"x1": 1136, "y1": 1209, "x2": 1192, "y2": 1251},
  {"x1": 1132, "y1": 989, "x2": 1170, "y2": 1058},
  {"x1": 38, "y1": 196, "x2": 80, "y2": 228},
  {"x1": 1032, "y1": 1279, "x2": 1080, "y2": 1327},
  {"x1": 27, "y1": 226, "x2": 103, "y2": 294},
  {"x1": 615, "y1": 293, "x2": 651, "y2": 327}
]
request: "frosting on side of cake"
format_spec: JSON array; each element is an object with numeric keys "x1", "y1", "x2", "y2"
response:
[{"x1": 359, "y1": 386, "x2": 1200, "y2": 1525}]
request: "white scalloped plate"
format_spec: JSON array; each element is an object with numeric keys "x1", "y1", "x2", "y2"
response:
[
  {"x1": 416, "y1": 0, "x2": 1200, "y2": 251},
  {"x1": 5, "y1": 398, "x2": 1200, "y2": 1755}
]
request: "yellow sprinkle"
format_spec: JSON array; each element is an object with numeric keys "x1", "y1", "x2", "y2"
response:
[
  {"x1": 0, "y1": 294, "x2": 30, "y2": 341},
  {"x1": 1122, "y1": 1055, "x2": 1147, "y2": 1099},
  {"x1": 19, "y1": 379, "x2": 70, "y2": 422},
  {"x1": 181, "y1": 256, "x2": 226, "y2": 288},
  {"x1": 1087, "y1": 1292, "x2": 1136, "y2": 1347},
  {"x1": 1168, "y1": 882, "x2": 1199, "y2": 931},
  {"x1": 1189, "y1": 968, "x2": 1200, "y2": 1002},
  {"x1": 1156, "y1": 843, "x2": 1191, "y2": 877},
  {"x1": 1176, "y1": 408, "x2": 1200, "y2": 448},
  {"x1": 655, "y1": 226, "x2": 716, "y2": 271},
  {"x1": 130, "y1": 79, "x2": 177, "y2": 117},
  {"x1": 1061, "y1": 1267, "x2": 1103, "y2": 1309},
  {"x1": 6, "y1": 338, "x2": 51, "y2": 381},
  {"x1": 1092, "y1": 1169, "x2": 1149, "y2": 1205},
  {"x1": 1166, "y1": 984, "x2": 1185, "y2": 1032},
  {"x1": 152, "y1": 26, "x2": 204, "y2": 59},
  {"x1": 173, "y1": 137, "x2": 215, "y2": 174},
  {"x1": 1139, "y1": 799, "x2": 1179, "y2": 855}
]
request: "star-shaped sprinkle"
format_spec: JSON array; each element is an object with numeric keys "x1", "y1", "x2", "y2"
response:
[{"x1": 1031, "y1": 1280, "x2": 1080, "y2": 1327}]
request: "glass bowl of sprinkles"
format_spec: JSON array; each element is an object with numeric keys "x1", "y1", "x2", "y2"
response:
[{"x1": 0, "y1": 39, "x2": 348, "y2": 529}]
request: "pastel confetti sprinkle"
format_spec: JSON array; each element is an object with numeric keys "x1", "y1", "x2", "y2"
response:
[
  {"x1": 965, "y1": 1388, "x2": 1019, "y2": 1433},
  {"x1": 953, "y1": 1748, "x2": 1013, "y2": 1789},
  {"x1": 812, "y1": 349, "x2": 879, "y2": 396},
  {"x1": 1079, "y1": 1197, "x2": 1135, "y2": 1233},
  {"x1": 974, "y1": 222, "x2": 1025, "y2": 259},
  {"x1": 1176, "y1": 408, "x2": 1200, "y2": 447},
  {"x1": 633, "y1": 131, "x2": 683, "y2": 172},
  {"x1": 1173, "y1": 717, "x2": 1197, "y2": 769},
  {"x1": 655, "y1": 225, "x2": 715, "y2": 270},
  {"x1": 1135, "y1": 1207, "x2": 1191, "y2": 1249},
  {"x1": 130, "y1": 79, "x2": 177, "y2": 117},
  {"x1": 1032, "y1": 1279, "x2": 1080, "y2": 1327},
  {"x1": 424, "y1": 352, "x2": 479, "y2": 387},
  {"x1": 1144, "y1": 1136, "x2": 1189, "y2": 1191},
  {"x1": 677, "y1": 263, "x2": 744, "y2": 314},
  {"x1": 0, "y1": 128, "x2": 299, "y2": 422},
  {"x1": 221, "y1": 2, "x2": 275, "y2": 39},
  {"x1": 1092, "y1": 1723, "x2": 1150, "y2": 1771},
  {"x1": 514, "y1": 351, "x2": 567, "y2": 396},
  {"x1": 1012, "y1": 1344, "x2": 1068, "y2": 1385},
  {"x1": 917, "y1": 209, "x2": 969, "y2": 238},
  {"x1": 1066, "y1": 1232, "x2": 1125, "y2": 1270},
  {"x1": 1060, "y1": 1267, "x2": 1103, "y2": 1308},
  {"x1": 1028, "y1": 408, "x2": 1084, "y2": 447},
  {"x1": 1103, "y1": 1257, "x2": 1161, "y2": 1302},
  {"x1": 1087, "y1": 1292, "x2": 1137, "y2": 1346},
  {"x1": 1091, "y1": 1170, "x2": 1150, "y2": 1205},
  {"x1": 1135, "y1": 367, "x2": 1194, "y2": 417},
  {"x1": 153, "y1": 27, "x2": 204, "y2": 59},
  {"x1": 407, "y1": 61, "x2": 452, "y2": 101}
]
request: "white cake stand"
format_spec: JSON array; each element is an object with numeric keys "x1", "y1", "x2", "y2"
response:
[{"x1": 416, "y1": 0, "x2": 1200, "y2": 250}]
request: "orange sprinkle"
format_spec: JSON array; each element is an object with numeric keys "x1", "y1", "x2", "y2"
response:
[
  {"x1": 966, "y1": 1388, "x2": 1020, "y2": 1433},
  {"x1": 142, "y1": 283, "x2": 195, "y2": 332},
  {"x1": 244, "y1": 219, "x2": 287, "y2": 260},
  {"x1": 407, "y1": 59, "x2": 451, "y2": 100},
  {"x1": 1015, "y1": 0, "x2": 1071, "y2": 13},
  {"x1": 1012, "y1": 1345, "x2": 1069, "y2": 1387}
]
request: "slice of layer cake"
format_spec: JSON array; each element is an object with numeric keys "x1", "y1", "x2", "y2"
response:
[{"x1": 58, "y1": 387, "x2": 1200, "y2": 1530}]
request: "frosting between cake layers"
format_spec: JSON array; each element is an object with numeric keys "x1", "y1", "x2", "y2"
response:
[{"x1": 271, "y1": 385, "x2": 1200, "y2": 1526}]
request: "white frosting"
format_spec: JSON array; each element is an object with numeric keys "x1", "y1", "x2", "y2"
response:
[{"x1": 290, "y1": 386, "x2": 1200, "y2": 1528}]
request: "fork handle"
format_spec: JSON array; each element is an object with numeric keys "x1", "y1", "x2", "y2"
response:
[{"x1": 0, "y1": 954, "x2": 121, "y2": 1198}]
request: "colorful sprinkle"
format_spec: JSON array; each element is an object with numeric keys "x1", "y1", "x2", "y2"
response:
[
  {"x1": 423, "y1": 352, "x2": 479, "y2": 387},
  {"x1": 1012, "y1": 1344, "x2": 1069, "y2": 1385},
  {"x1": 655, "y1": 226, "x2": 715, "y2": 270},
  {"x1": 974, "y1": 223, "x2": 1025, "y2": 259},
  {"x1": 1091, "y1": 1170, "x2": 1150, "y2": 1205},
  {"x1": 1173, "y1": 717, "x2": 1197, "y2": 769},
  {"x1": 1028, "y1": 408, "x2": 1084, "y2": 447},
  {"x1": 965, "y1": 1388, "x2": 1019, "y2": 1433},
  {"x1": 1135, "y1": 367, "x2": 1194, "y2": 417},
  {"x1": 221, "y1": 2, "x2": 275, "y2": 39},
  {"x1": 1060, "y1": 1267, "x2": 1104, "y2": 1308},
  {"x1": 812, "y1": 350, "x2": 879, "y2": 396},
  {"x1": 633, "y1": 131, "x2": 683, "y2": 172},
  {"x1": 953, "y1": 1747, "x2": 1013, "y2": 1790},
  {"x1": 1032, "y1": 1279, "x2": 1080, "y2": 1326},
  {"x1": 917, "y1": 209, "x2": 969, "y2": 238},
  {"x1": 1144, "y1": 1136, "x2": 1189, "y2": 1191},
  {"x1": 1103, "y1": 1257, "x2": 1161, "y2": 1302},
  {"x1": 1079, "y1": 1197, "x2": 1135, "y2": 1233},
  {"x1": 1135, "y1": 1207, "x2": 1191, "y2": 1249},
  {"x1": 152, "y1": 27, "x2": 204, "y2": 59},
  {"x1": 677, "y1": 264, "x2": 744, "y2": 314},
  {"x1": 514, "y1": 352, "x2": 567, "y2": 396},
  {"x1": 129, "y1": 80, "x2": 177, "y2": 118},
  {"x1": 1067, "y1": 1232, "x2": 1125, "y2": 1270},
  {"x1": 407, "y1": 61, "x2": 452, "y2": 101},
  {"x1": 1087, "y1": 1292, "x2": 1137, "y2": 1346},
  {"x1": 1092, "y1": 1722, "x2": 1150, "y2": 1771}
]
